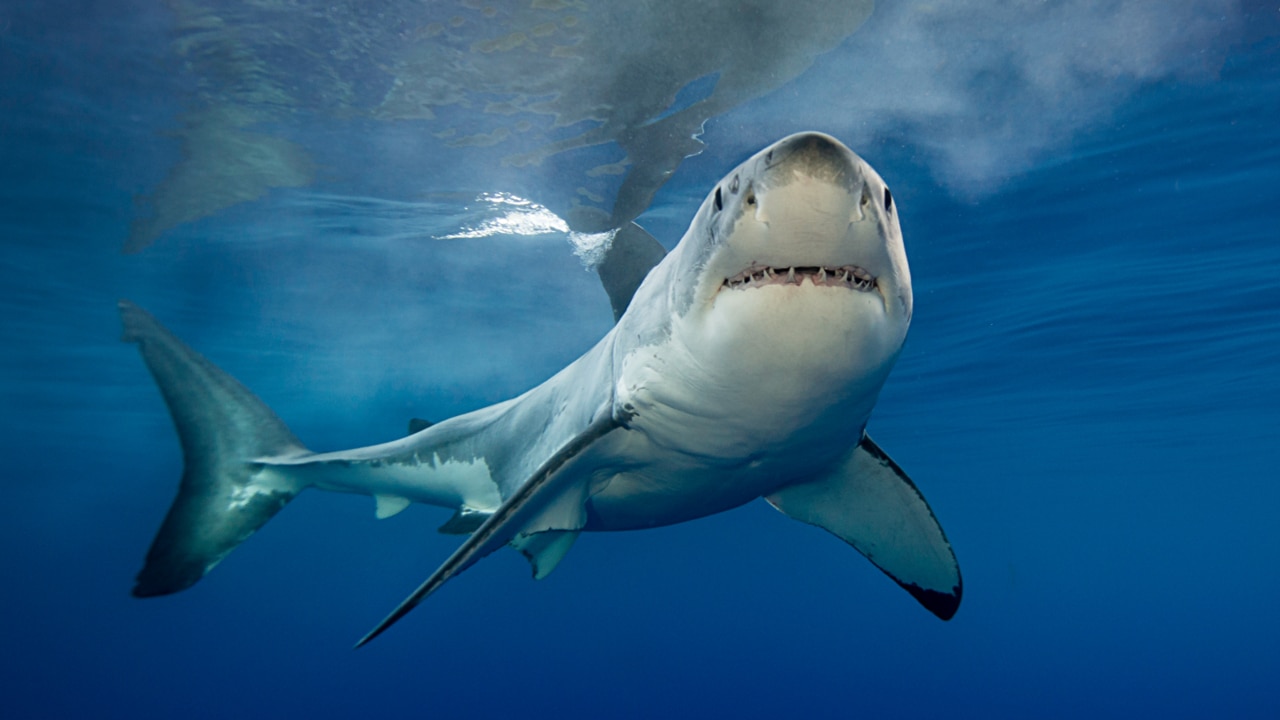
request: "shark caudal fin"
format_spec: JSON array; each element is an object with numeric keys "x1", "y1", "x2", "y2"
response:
[{"x1": 120, "y1": 300, "x2": 309, "y2": 597}]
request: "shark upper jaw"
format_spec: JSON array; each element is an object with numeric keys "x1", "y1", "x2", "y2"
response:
[
  {"x1": 698, "y1": 184, "x2": 895, "y2": 315},
  {"x1": 722, "y1": 263, "x2": 877, "y2": 292}
]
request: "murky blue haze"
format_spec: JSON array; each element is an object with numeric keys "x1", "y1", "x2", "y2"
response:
[{"x1": 2, "y1": 2, "x2": 1278, "y2": 718}]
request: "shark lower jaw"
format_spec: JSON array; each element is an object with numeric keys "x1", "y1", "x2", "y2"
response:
[{"x1": 722, "y1": 264, "x2": 877, "y2": 292}]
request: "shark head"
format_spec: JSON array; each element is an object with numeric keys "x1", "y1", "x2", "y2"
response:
[
  {"x1": 682, "y1": 131, "x2": 911, "y2": 326},
  {"x1": 615, "y1": 133, "x2": 913, "y2": 459}
]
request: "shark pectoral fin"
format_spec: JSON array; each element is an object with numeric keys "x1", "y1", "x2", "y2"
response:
[
  {"x1": 766, "y1": 434, "x2": 962, "y2": 621},
  {"x1": 374, "y1": 494, "x2": 411, "y2": 520},
  {"x1": 436, "y1": 507, "x2": 492, "y2": 535},
  {"x1": 355, "y1": 413, "x2": 622, "y2": 648},
  {"x1": 511, "y1": 530, "x2": 581, "y2": 580}
]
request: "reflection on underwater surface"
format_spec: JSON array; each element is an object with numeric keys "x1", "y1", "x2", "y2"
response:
[
  {"x1": 12, "y1": 0, "x2": 1241, "y2": 253},
  {"x1": 1, "y1": 1, "x2": 1280, "y2": 718},
  {"x1": 126, "y1": 0, "x2": 874, "y2": 249}
]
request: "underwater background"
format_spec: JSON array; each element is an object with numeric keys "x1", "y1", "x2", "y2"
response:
[{"x1": 2, "y1": 1, "x2": 1278, "y2": 717}]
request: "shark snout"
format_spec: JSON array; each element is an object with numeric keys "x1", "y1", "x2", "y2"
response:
[
  {"x1": 750, "y1": 134, "x2": 865, "y2": 233},
  {"x1": 758, "y1": 132, "x2": 863, "y2": 195}
]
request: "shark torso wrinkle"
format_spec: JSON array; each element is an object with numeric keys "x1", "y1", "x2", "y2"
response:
[{"x1": 123, "y1": 132, "x2": 961, "y2": 645}]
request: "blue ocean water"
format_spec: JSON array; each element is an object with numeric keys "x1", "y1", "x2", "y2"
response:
[{"x1": 2, "y1": 2, "x2": 1278, "y2": 718}]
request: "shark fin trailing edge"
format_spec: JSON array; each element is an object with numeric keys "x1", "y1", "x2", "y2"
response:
[
  {"x1": 120, "y1": 300, "x2": 309, "y2": 597},
  {"x1": 766, "y1": 434, "x2": 962, "y2": 620}
]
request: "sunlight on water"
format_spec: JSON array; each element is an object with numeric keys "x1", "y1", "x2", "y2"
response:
[
  {"x1": 436, "y1": 191, "x2": 618, "y2": 268},
  {"x1": 124, "y1": 0, "x2": 874, "y2": 250},
  {"x1": 436, "y1": 192, "x2": 569, "y2": 240}
]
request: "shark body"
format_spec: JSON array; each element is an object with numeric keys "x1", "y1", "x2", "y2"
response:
[{"x1": 123, "y1": 132, "x2": 961, "y2": 645}]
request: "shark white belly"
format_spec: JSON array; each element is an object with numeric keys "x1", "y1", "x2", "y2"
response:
[{"x1": 121, "y1": 132, "x2": 961, "y2": 646}]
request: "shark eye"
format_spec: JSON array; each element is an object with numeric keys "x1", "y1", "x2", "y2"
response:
[
  {"x1": 883, "y1": 187, "x2": 893, "y2": 212},
  {"x1": 713, "y1": 186, "x2": 723, "y2": 212}
]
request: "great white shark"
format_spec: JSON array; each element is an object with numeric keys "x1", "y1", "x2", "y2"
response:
[{"x1": 121, "y1": 132, "x2": 961, "y2": 646}]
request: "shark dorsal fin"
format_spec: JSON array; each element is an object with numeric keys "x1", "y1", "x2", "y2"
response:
[{"x1": 597, "y1": 222, "x2": 667, "y2": 323}]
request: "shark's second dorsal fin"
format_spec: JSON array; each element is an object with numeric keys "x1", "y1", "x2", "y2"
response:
[{"x1": 597, "y1": 222, "x2": 667, "y2": 323}]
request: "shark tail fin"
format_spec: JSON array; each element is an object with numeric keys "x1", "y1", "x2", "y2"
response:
[{"x1": 120, "y1": 300, "x2": 309, "y2": 597}]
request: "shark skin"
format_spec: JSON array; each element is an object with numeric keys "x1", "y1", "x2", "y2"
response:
[{"x1": 122, "y1": 132, "x2": 961, "y2": 646}]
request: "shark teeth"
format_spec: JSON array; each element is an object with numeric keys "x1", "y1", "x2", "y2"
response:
[{"x1": 722, "y1": 265, "x2": 877, "y2": 292}]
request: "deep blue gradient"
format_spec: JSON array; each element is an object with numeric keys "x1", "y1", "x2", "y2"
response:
[{"x1": 2, "y1": 4, "x2": 1278, "y2": 719}]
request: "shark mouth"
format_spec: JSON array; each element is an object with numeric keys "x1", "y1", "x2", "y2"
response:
[{"x1": 722, "y1": 264, "x2": 877, "y2": 292}]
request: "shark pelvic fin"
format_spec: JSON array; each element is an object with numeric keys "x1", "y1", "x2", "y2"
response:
[
  {"x1": 356, "y1": 412, "x2": 621, "y2": 648},
  {"x1": 120, "y1": 300, "x2": 309, "y2": 597},
  {"x1": 511, "y1": 530, "x2": 581, "y2": 579},
  {"x1": 766, "y1": 434, "x2": 962, "y2": 620}
]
